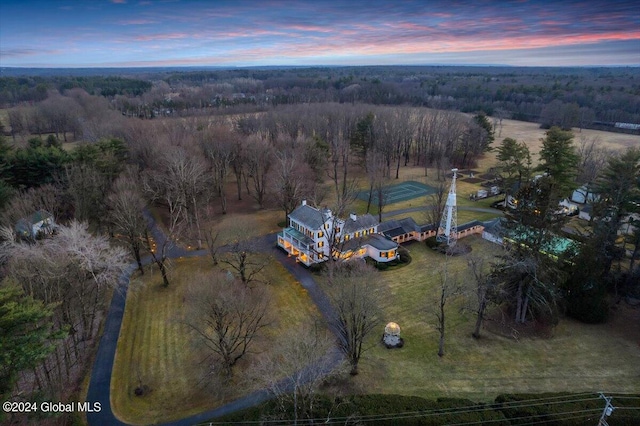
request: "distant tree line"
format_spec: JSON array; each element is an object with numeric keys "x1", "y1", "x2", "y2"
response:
[
  {"x1": 0, "y1": 75, "x2": 152, "y2": 105},
  {"x1": 2, "y1": 66, "x2": 639, "y2": 132}
]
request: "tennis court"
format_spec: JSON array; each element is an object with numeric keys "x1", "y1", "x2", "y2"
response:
[{"x1": 357, "y1": 180, "x2": 437, "y2": 207}]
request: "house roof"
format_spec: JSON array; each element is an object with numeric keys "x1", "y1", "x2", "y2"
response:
[
  {"x1": 381, "y1": 226, "x2": 406, "y2": 238},
  {"x1": 458, "y1": 220, "x2": 483, "y2": 232},
  {"x1": 420, "y1": 223, "x2": 437, "y2": 233},
  {"x1": 365, "y1": 233, "x2": 398, "y2": 251},
  {"x1": 343, "y1": 213, "x2": 378, "y2": 234},
  {"x1": 379, "y1": 217, "x2": 420, "y2": 237},
  {"x1": 283, "y1": 227, "x2": 315, "y2": 247},
  {"x1": 15, "y1": 210, "x2": 54, "y2": 234},
  {"x1": 288, "y1": 204, "x2": 327, "y2": 230},
  {"x1": 482, "y1": 218, "x2": 504, "y2": 236}
]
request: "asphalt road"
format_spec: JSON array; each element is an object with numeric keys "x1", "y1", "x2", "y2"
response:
[{"x1": 86, "y1": 215, "x2": 341, "y2": 426}]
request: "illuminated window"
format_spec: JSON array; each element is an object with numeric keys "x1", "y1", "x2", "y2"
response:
[
  {"x1": 355, "y1": 231, "x2": 360, "y2": 238},
  {"x1": 318, "y1": 231, "x2": 324, "y2": 238},
  {"x1": 324, "y1": 223, "x2": 329, "y2": 230},
  {"x1": 370, "y1": 227, "x2": 374, "y2": 233},
  {"x1": 318, "y1": 241, "x2": 324, "y2": 248},
  {"x1": 318, "y1": 252, "x2": 324, "y2": 259},
  {"x1": 345, "y1": 234, "x2": 350, "y2": 241},
  {"x1": 381, "y1": 251, "x2": 387, "y2": 258}
]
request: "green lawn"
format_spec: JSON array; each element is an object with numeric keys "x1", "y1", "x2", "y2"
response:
[
  {"x1": 111, "y1": 255, "x2": 323, "y2": 425},
  {"x1": 321, "y1": 236, "x2": 640, "y2": 402}
]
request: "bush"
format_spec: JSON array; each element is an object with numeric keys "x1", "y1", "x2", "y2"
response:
[
  {"x1": 399, "y1": 251, "x2": 412, "y2": 264},
  {"x1": 425, "y1": 236, "x2": 439, "y2": 249},
  {"x1": 565, "y1": 288, "x2": 609, "y2": 324},
  {"x1": 495, "y1": 392, "x2": 640, "y2": 426},
  {"x1": 213, "y1": 392, "x2": 640, "y2": 425},
  {"x1": 309, "y1": 262, "x2": 326, "y2": 274},
  {"x1": 375, "y1": 262, "x2": 389, "y2": 271}
]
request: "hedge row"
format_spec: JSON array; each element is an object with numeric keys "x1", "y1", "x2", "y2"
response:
[{"x1": 211, "y1": 392, "x2": 639, "y2": 425}]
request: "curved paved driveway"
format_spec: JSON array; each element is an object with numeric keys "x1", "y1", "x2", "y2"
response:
[{"x1": 87, "y1": 215, "x2": 339, "y2": 426}]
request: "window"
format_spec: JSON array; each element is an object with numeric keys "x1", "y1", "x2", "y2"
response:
[
  {"x1": 335, "y1": 227, "x2": 341, "y2": 233},
  {"x1": 381, "y1": 251, "x2": 387, "y2": 258},
  {"x1": 370, "y1": 227, "x2": 374, "y2": 233},
  {"x1": 344, "y1": 234, "x2": 350, "y2": 241},
  {"x1": 355, "y1": 231, "x2": 360, "y2": 238},
  {"x1": 318, "y1": 231, "x2": 324, "y2": 238},
  {"x1": 318, "y1": 241, "x2": 324, "y2": 248},
  {"x1": 318, "y1": 252, "x2": 324, "y2": 259},
  {"x1": 324, "y1": 223, "x2": 329, "y2": 230}
]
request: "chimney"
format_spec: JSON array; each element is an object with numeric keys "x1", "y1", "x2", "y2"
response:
[
  {"x1": 350, "y1": 212, "x2": 357, "y2": 221},
  {"x1": 302, "y1": 199, "x2": 307, "y2": 206}
]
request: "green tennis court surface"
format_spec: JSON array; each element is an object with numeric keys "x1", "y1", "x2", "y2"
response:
[{"x1": 357, "y1": 181, "x2": 437, "y2": 207}]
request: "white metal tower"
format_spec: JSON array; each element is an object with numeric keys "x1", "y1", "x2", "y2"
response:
[{"x1": 437, "y1": 168, "x2": 458, "y2": 246}]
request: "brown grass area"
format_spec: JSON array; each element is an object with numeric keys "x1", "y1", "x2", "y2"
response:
[
  {"x1": 111, "y1": 255, "x2": 323, "y2": 425},
  {"x1": 497, "y1": 119, "x2": 640, "y2": 164}
]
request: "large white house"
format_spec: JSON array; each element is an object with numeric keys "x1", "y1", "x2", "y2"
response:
[{"x1": 277, "y1": 200, "x2": 399, "y2": 266}]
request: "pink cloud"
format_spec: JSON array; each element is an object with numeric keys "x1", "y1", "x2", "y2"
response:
[{"x1": 134, "y1": 32, "x2": 189, "y2": 41}]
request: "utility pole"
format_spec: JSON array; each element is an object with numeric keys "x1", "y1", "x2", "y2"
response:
[{"x1": 597, "y1": 393, "x2": 615, "y2": 426}]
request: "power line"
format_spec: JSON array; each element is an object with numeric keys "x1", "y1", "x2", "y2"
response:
[{"x1": 199, "y1": 393, "x2": 602, "y2": 425}]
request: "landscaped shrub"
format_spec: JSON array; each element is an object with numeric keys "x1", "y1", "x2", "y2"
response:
[
  {"x1": 397, "y1": 246, "x2": 412, "y2": 264},
  {"x1": 565, "y1": 288, "x2": 609, "y2": 324},
  {"x1": 425, "y1": 236, "x2": 439, "y2": 249},
  {"x1": 494, "y1": 392, "x2": 640, "y2": 426},
  {"x1": 375, "y1": 262, "x2": 389, "y2": 270},
  {"x1": 213, "y1": 393, "x2": 639, "y2": 425},
  {"x1": 309, "y1": 262, "x2": 326, "y2": 274}
]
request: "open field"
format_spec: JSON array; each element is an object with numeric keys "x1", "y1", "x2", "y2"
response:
[
  {"x1": 496, "y1": 118, "x2": 640, "y2": 163},
  {"x1": 111, "y1": 255, "x2": 323, "y2": 425},
  {"x1": 321, "y1": 236, "x2": 640, "y2": 402}
]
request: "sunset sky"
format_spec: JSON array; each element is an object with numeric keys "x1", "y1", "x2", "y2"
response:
[{"x1": 1, "y1": 0, "x2": 638, "y2": 68}]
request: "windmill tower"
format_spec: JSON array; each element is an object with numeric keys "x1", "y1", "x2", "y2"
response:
[{"x1": 437, "y1": 168, "x2": 458, "y2": 246}]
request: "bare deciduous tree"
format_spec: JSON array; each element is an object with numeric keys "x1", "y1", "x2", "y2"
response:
[
  {"x1": 433, "y1": 256, "x2": 462, "y2": 357},
  {"x1": 467, "y1": 255, "x2": 494, "y2": 339},
  {"x1": 244, "y1": 135, "x2": 274, "y2": 208},
  {"x1": 184, "y1": 271, "x2": 270, "y2": 377},
  {"x1": 424, "y1": 182, "x2": 446, "y2": 228},
  {"x1": 255, "y1": 325, "x2": 342, "y2": 425},
  {"x1": 220, "y1": 220, "x2": 268, "y2": 286},
  {"x1": 108, "y1": 167, "x2": 148, "y2": 274},
  {"x1": 326, "y1": 261, "x2": 384, "y2": 375},
  {"x1": 202, "y1": 126, "x2": 237, "y2": 214},
  {"x1": 271, "y1": 148, "x2": 314, "y2": 223}
]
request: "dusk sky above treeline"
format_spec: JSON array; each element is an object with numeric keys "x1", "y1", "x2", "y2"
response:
[{"x1": 1, "y1": 0, "x2": 639, "y2": 68}]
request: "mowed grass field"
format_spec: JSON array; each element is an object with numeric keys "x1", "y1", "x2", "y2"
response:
[
  {"x1": 111, "y1": 255, "x2": 324, "y2": 425},
  {"x1": 327, "y1": 237, "x2": 640, "y2": 402}
]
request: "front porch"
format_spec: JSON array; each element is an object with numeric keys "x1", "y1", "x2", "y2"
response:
[{"x1": 277, "y1": 227, "x2": 316, "y2": 266}]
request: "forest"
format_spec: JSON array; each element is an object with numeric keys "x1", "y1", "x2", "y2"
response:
[
  {"x1": 1, "y1": 66, "x2": 639, "y2": 130},
  {"x1": 0, "y1": 65, "x2": 639, "y2": 425}
]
